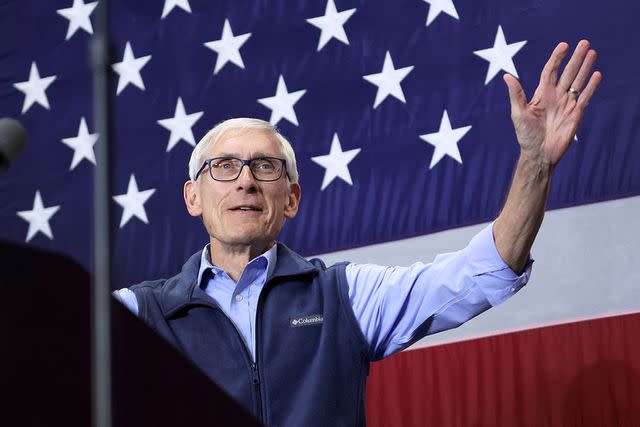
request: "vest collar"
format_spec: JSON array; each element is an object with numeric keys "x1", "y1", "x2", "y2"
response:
[{"x1": 160, "y1": 242, "x2": 319, "y2": 318}]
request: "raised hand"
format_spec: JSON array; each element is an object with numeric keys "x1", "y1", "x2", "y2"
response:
[{"x1": 503, "y1": 40, "x2": 602, "y2": 169}]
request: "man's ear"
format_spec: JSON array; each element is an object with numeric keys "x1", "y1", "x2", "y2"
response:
[
  {"x1": 284, "y1": 182, "x2": 301, "y2": 219},
  {"x1": 184, "y1": 180, "x2": 202, "y2": 217}
]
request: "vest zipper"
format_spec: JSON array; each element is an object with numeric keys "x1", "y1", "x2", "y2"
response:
[
  {"x1": 226, "y1": 315, "x2": 264, "y2": 425},
  {"x1": 206, "y1": 304, "x2": 265, "y2": 425},
  {"x1": 254, "y1": 281, "x2": 272, "y2": 426},
  {"x1": 251, "y1": 363, "x2": 263, "y2": 423}
]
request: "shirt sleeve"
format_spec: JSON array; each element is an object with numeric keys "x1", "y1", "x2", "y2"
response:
[
  {"x1": 112, "y1": 288, "x2": 139, "y2": 316},
  {"x1": 345, "y1": 221, "x2": 533, "y2": 360}
]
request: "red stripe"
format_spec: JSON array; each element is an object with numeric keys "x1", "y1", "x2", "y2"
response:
[{"x1": 366, "y1": 312, "x2": 640, "y2": 426}]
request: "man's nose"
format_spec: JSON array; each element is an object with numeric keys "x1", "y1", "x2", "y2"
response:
[{"x1": 236, "y1": 164, "x2": 258, "y2": 190}]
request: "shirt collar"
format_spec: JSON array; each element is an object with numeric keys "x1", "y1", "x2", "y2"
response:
[{"x1": 196, "y1": 243, "x2": 278, "y2": 288}]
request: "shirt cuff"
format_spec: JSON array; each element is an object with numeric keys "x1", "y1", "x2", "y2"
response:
[
  {"x1": 112, "y1": 288, "x2": 140, "y2": 316},
  {"x1": 464, "y1": 221, "x2": 534, "y2": 306}
]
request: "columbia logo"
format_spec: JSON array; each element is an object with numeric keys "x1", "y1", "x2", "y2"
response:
[{"x1": 290, "y1": 314, "x2": 323, "y2": 327}]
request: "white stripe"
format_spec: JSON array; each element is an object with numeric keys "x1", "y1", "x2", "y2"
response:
[{"x1": 313, "y1": 195, "x2": 640, "y2": 349}]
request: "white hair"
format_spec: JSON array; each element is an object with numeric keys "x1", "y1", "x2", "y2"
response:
[{"x1": 188, "y1": 118, "x2": 299, "y2": 184}]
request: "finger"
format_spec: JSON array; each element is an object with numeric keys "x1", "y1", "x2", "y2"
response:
[
  {"x1": 577, "y1": 71, "x2": 602, "y2": 109},
  {"x1": 569, "y1": 49, "x2": 597, "y2": 93},
  {"x1": 540, "y1": 42, "x2": 569, "y2": 86},
  {"x1": 558, "y1": 40, "x2": 590, "y2": 90},
  {"x1": 503, "y1": 73, "x2": 527, "y2": 116}
]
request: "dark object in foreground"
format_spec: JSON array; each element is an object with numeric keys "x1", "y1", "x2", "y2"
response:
[{"x1": 0, "y1": 240, "x2": 259, "y2": 427}]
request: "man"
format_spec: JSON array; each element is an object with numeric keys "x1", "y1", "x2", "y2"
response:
[{"x1": 115, "y1": 41, "x2": 600, "y2": 425}]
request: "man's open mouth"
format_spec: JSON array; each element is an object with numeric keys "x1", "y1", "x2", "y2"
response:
[{"x1": 230, "y1": 206, "x2": 263, "y2": 212}]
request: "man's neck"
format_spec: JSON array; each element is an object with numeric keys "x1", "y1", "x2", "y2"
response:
[{"x1": 209, "y1": 239, "x2": 274, "y2": 283}]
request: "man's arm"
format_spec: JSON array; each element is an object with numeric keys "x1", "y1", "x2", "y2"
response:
[
  {"x1": 346, "y1": 222, "x2": 532, "y2": 360},
  {"x1": 493, "y1": 40, "x2": 602, "y2": 274}
]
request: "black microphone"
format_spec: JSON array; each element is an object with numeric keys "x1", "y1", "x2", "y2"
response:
[{"x1": 0, "y1": 118, "x2": 28, "y2": 172}]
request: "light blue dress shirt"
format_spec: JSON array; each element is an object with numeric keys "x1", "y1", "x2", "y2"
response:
[{"x1": 114, "y1": 222, "x2": 532, "y2": 361}]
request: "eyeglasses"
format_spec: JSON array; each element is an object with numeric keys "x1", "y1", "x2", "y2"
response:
[{"x1": 194, "y1": 156, "x2": 288, "y2": 182}]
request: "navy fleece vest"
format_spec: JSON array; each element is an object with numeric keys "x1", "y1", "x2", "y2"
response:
[{"x1": 130, "y1": 243, "x2": 371, "y2": 426}]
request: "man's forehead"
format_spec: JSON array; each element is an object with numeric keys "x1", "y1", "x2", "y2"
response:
[{"x1": 208, "y1": 128, "x2": 282, "y2": 156}]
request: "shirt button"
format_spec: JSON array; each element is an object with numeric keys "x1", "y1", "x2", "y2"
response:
[{"x1": 235, "y1": 294, "x2": 243, "y2": 302}]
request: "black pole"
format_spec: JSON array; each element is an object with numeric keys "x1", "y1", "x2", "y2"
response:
[{"x1": 90, "y1": 0, "x2": 112, "y2": 426}]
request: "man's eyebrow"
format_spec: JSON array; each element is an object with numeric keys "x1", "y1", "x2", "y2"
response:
[{"x1": 211, "y1": 152, "x2": 278, "y2": 158}]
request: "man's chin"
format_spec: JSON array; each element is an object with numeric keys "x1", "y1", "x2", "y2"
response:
[{"x1": 215, "y1": 233, "x2": 274, "y2": 249}]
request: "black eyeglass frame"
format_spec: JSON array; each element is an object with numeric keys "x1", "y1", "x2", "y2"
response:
[{"x1": 194, "y1": 156, "x2": 289, "y2": 182}]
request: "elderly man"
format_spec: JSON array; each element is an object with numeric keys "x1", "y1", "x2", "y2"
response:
[{"x1": 114, "y1": 41, "x2": 600, "y2": 425}]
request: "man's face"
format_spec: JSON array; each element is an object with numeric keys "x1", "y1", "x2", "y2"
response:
[{"x1": 184, "y1": 128, "x2": 301, "y2": 249}]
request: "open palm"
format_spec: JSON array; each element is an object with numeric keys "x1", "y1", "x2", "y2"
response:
[{"x1": 504, "y1": 40, "x2": 602, "y2": 168}]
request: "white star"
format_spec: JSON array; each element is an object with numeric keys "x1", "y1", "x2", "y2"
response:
[
  {"x1": 61, "y1": 117, "x2": 99, "y2": 170},
  {"x1": 13, "y1": 62, "x2": 57, "y2": 114},
  {"x1": 16, "y1": 191, "x2": 61, "y2": 242},
  {"x1": 363, "y1": 51, "x2": 414, "y2": 109},
  {"x1": 56, "y1": 0, "x2": 98, "y2": 40},
  {"x1": 204, "y1": 19, "x2": 252, "y2": 74},
  {"x1": 311, "y1": 133, "x2": 361, "y2": 190},
  {"x1": 257, "y1": 75, "x2": 307, "y2": 126},
  {"x1": 112, "y1": 175, "x2": 156, "y2": 228},
  {"x1": 306, "y1": 0, "x2": 356, "y2": 51},
  {"x1": 161, "y1": 0, "x2": 191, "y2": 19},
  {"x1": 112, "y1": 42, "x2": 152, "y2": 95},
  {"x1": 473, "y1": 26, "x2": 527, "y2": 85},
  {"x1": 157, "y1": 97, "x2": 204, "y2": 152},
  {"x1": 422, "y1": 0, "x2": 459, "y2": 26},
  {"x1": 420, "y1": 110, "x2": 472, "y2": 169}
]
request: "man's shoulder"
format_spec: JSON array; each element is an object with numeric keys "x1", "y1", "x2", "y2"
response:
[
  {"x1": 307, "y1": 257, "x2": 350, "y2": 271},
  {"x1": 128, "y1": 250, "x2": 203, "y2": 295},
  {"x1": 273, "y1": 242, "x2": 349, "y2": 277},
  {"x1": 129, "y1": 278, "x2": 169, "y2": 292}
]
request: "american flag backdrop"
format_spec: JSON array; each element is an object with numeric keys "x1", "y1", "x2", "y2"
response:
[
  {"x1": 1, "y1": 2, "x2": 638, "y2": 309},
  {"x1": 3, "y1": 1, "x2": 640, "y2": 425}
]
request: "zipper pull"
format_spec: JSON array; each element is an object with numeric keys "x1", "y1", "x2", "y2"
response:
[{"x1": 252, "y1": 363, "x2": 260, "y2": 384}]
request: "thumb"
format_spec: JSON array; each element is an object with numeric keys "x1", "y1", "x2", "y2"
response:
[{"x1": 503, "y1": 73, "x2": 527, "y2": 116}]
